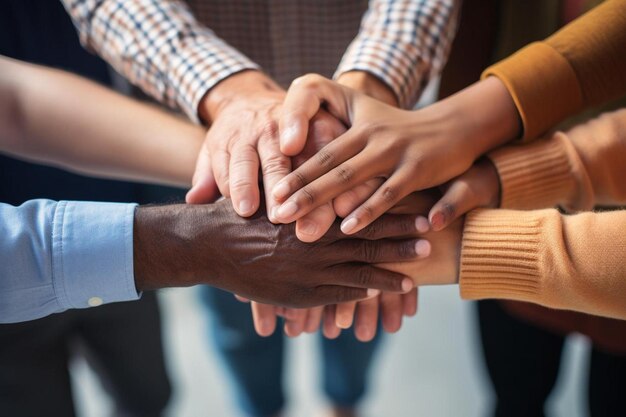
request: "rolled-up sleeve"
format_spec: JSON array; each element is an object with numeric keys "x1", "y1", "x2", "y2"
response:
[
  {"x1": 0, "y1": 200, "x2": 139, "y2": 323},
  {"x1": 335, "y1": 0, "x2": 460, "y2": 109}
]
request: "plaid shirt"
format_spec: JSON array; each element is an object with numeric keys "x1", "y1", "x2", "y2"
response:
[{"x1": 62, "y1": 0, "x2": 459, "y2": 120}]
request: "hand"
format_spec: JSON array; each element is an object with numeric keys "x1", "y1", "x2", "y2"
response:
[
  {"x1": 133, "y1": 199, "x2": 418, "y2": 308},
  {"x1": 272, "y1": 74, "x2": 520, "y2": 234},
  {"x1": 429, "y1": 158, "x2": 500, "y2": 231},
  {"x1": 186, "y1": 70, "x2": 287, "y2": 217}
]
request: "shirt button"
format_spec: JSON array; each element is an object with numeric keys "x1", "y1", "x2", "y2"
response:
[{"x1": 88, "y1": 297, "x2": 103, "y2": 307}]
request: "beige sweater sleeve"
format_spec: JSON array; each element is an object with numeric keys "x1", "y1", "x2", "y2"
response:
[
  {"x1": 487, "y1": 108, "x2": 626, "y2": 211},
  {"x1": 460, "y1": 208, "x2": 626, "y2": 319}
]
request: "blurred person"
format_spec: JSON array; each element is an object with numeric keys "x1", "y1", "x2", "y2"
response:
[
  {"x1": 60, "y1": 1, "x2": 461, "y2": 416},
  {"x1": 0, "y1": 2, "x2": 171, "y2": 415}
]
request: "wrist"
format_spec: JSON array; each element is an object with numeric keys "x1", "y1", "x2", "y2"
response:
[
  {"x1": 133, "y1": 204, "x2": 220, "y2": 291},
  {"x1": 198, "y1": 70, "x2": 283, "y2": 123},
  {"x1": 337, "y1": 71, "x2": 398, "y2": 107},
  {"x1": 430, "y1": 77, "x2": 522, "y2": 161}
]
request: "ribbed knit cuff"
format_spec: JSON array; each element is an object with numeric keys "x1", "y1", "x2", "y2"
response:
[
  {"x1": 482, "y1": 42, "x2": 584, "y2": 141},
  {"x1": 459, "y1": 209, "x2": 545, "y2": 302},
  {"x1": 488, "y1": 134, "x2": 594, "y2": 211}
]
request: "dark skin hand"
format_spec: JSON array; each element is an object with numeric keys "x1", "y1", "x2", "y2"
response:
[{"x1": 133, "y1": 199, "x2": 417, "y2": 308}]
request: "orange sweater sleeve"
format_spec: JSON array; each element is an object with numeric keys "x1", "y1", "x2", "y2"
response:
[
  {"x1": 459, "y1": 209, "x2": 626, "y2": 319},
  {"x1": 487, "y1": 108, "x2": 626, "y2": 211},
  {"x1": 482, "y1": 0, "x2": 626, "y2": 141}
]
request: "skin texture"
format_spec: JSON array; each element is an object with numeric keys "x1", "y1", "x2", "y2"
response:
[
  {"x1": 133, "y1": 199, "x2": 419, "y2": 308},
  {"x1": 273, "y1": 74, "x2": 520, "y2": 235}
]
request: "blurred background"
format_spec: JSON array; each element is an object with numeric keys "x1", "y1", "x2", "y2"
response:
[{"x1": 72, "y1": 287, "x2": 590, "y2": 417}]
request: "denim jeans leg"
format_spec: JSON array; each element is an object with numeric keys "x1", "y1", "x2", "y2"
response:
[{"x1": 199, "y1": 286, "x2": 285, "y2": 417}]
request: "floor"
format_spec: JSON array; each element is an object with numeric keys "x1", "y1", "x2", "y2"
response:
[{"x1": 71, "y1": 286, "x2": 591, "y2": 417}]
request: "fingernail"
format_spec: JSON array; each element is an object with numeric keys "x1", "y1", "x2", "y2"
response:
[
  {"x1": 415, "y1": 240, "x2": 431, "y2": 257},
  {"x1": 341, "y1": 217, "x2": 359, "y2": 234},
  {"x1": 299, "y1": 220, "x2": 318, "y2": 236},
  {"x1": 357, "y1": 325, "x2": 373, "y2": 341},
  {"x1": 276, "y1": 201, "x2": 298, "y2": 219},
  {"x1": 430, "y1": 212, "x2": 445, "y2": 230},
  {"x1": 239, "y1": 200, "x2": 253, "y2": 216},
  {"x1": 366, "y1": 289, "x2": 380, "y2": 298},
  {"x1": 401, "y1": 278, "x2": 414, "y2": 293},
  {"x1": 415, "y1": 216, "x2": 430, "y2": 233},
  {"x1": 270, "y1": 207, "x2": 278, "y2": 222},
  {"x1": 273, "y1": 182, "x2": 291, "y2": 200}
]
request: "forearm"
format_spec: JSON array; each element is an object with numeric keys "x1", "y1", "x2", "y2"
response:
[
  {"x1": 460, "y1": 208, "x2": 626, "y2": 320},
  {"x1": 0, "y1": 57, "x2": 202, "y2": 188},
  {"x1": 420, "y1": 76, "x2": 522, "y2": 159},
  {"x1": 61, "y1": 0, "x2": 259, "y2": 120},
  {"x1": 488, "y1": 108, "x2": 626, "y2": 211},
  {"x1": 335, "y1": 0, "x2": 460, "y2": 109},
  {"x1": 0, "y1": 200, "x2": 138, "y2": 324},
  {"x1": 482, "y1": 0, "x2": 626, "y2": 140}
]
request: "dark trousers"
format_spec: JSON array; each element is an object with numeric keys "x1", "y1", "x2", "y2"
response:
[
  {"x1": 478, "y1": 300, "x2": 626, "y2": 417},
  {"x1": 0, "y1": 292, "x2": 171, "y2": 417}
]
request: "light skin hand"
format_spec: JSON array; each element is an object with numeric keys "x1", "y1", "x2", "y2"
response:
[{"x1": 272, "y1": 74, "x2": 520, "y2": 235}]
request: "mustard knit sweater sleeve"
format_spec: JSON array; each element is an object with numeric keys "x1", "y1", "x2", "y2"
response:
[
  {"x1": 482, "y1": 0, "x2": 626, "y2": 141},
  {"x1": 459, "y1": 110, "x2": 626, "y2": 319}
]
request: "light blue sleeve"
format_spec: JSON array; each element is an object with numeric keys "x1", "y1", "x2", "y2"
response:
[{"x1": 0, "y1": 199, "x2": 140, "y2": 323}]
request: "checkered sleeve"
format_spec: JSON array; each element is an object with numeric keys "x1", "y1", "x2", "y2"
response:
[
  {"x1": 62, "y1": 0, "x2": 260, "y2": 122},
  {"x1": 335, "y1": 0, "x2": 460, "y2": 109}
]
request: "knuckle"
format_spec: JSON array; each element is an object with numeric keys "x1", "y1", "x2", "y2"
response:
[
  {"x1": 359, "y1": 203, "x2": 375, "y2": 221},
  {"x1": 298, "y1": 186, "x2": 316, "y2": 206},
  {"x1": 380, "y1": 185, "x2": 399, "y2": 204},
  {"x1": 315, "y1": 149, "x2": 335, "y2": 167},
  {"x1": 292, "y1": 171, "x2": 308, "y2": 188},
  {"x1": 261, "y1": 155, "x2": 290, "y2": 176},
  {"x1": 361, "y1": 220, "x2": 382, "y2": 239},
  {"x1": 229, "y1": 177, "x2": 254, "y2": 192},
  {"x1": 335, "y1": 165, "x2": 354, "y2": 184},
  {"x1": 359, "y1": 241, "x2": 381, "y2": 262},
  {"x1": 260, "y1": 119, "x2": 279, "y2": 139},
  {"x1": 356, "y1": 267, "x2": 374, "y2": 287}
]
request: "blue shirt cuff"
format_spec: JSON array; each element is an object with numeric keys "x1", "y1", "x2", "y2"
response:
[{"x1": 52, "y1": 201, "x2": 140, "y2": 310}]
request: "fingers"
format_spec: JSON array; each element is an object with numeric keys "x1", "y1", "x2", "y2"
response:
[
  {"x1": 348, "y1": 214, "x2": 420, "y2": 240},
  {"x1": 257, "y1": 132, "x2": 292, "y2": 222},
  {"x1": 186, "y1": 146, "x2": 221, "y2": 204},
  {"x1": 251, "y1": 302, "x2": 277, "y2": 337},
  {"x1": 211, "y1": 147, "x2": 231, "y2": 198},
  {"x1": 295, "y1": 203, "x2": 336, "y2": 242},
  {"x1": 329, "y1": 265, "x2": 414, "y2": 294},
  {"x1": 313, "y1": 285, "x2": 378, "y2": 305},
  {"x1": 283, "y1": 308, "x2": 308, "y2": 337},
  {"x1": 304, "y1": 306, "x2": 324, "y2": 333},
  {"x1": 335, "y1": 302, "x2": 357, "y2": 329},
  {"x1": 333, "y1": 179, "x2": 382, "y2": 218},
  {"x1": 272, "y1": 138, "x2": 373, "y2": 222},
  {"x1": 228, "y1": 143, "x2": 261, "y2": 217},
  {"x1": 337, "y1": 239, "x2": 426, "y2": 269},
  {"x1": 402, "y1": 287, "x2": 419, "y2": 317},
  {"x1": 429, "y1": 159, "x2": 500, "y2": 231},
  {"x1": 280, "y1": 74, "x2": 351, "y2": 156},
  {"x1": 339, "y1": 170, "x2": 413, "y2": 235},
  {"x1": 380, "y1": 292, "x2": 403, "y2": 333},
  {"x1": 323, "y1": 305, "x2": 342, "y2": 339},
  {"x1": 354, "y1": 297, "x2": 380, "y2": 342}
]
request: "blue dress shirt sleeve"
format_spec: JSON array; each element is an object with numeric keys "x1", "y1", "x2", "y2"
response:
[{"x1": 0, "y1": 199, "x2": 139, "y2": 323}]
